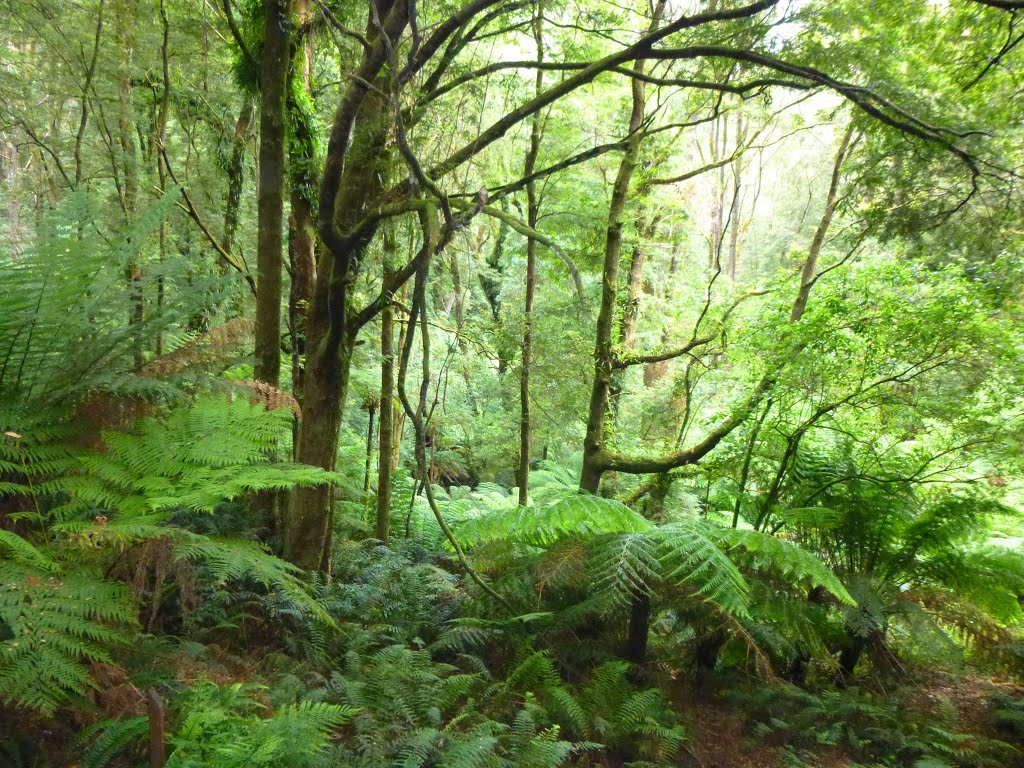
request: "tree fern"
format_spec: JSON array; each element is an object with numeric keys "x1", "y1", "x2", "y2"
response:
[
  {"x1": 0, "y1": 190, "x2": 228, "y2": 403},
  {"x1": 453, "y1": 492, "x2": 753, "y2": 616},
  {"x1": 0, "y1": 396, "x2": 343, "y2": 712}
]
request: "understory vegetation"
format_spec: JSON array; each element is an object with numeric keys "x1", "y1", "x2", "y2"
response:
[{"x1": 2, "y1": 0, "x2": 1024, "y2": 766}]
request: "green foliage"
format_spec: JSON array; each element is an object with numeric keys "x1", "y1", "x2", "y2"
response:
[
  {"x1": 51, "y1": 395, "x2": 336, "y2": 518},
  {"x1": 0, "y1": 191, "x2": 222, "y2": 403},
  {"x1": 78, "y1": 716, "x2": 149, "y2": 768},
  {"x1": 737, "y1": 683, "x2": 1014, "y2": 768},
  {"x1": 165, "y1": 680, "x2": 355, "y2": 768},
  {"x1": 993, "y1": 693, "x2": 1024, "y2": 740},
  {"x1": 0, "y1": 562, "x2": 135, "y2": 714},
  {"x1": 0, "y1": 395, "x2": 339, "y2": 713},
  {"x1": 706, "y1": 527, "x2": 854, "y2": 606},
  {"x1": 317, "y1": 643, "x2": 581, "y2": 768}
]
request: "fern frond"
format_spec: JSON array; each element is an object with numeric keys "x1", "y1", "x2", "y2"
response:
[
  {"x1": 174, "y1": 537, "x2": 331, "y2": 624},
  {"x1": 705, "y1": 526, "x2": 854, "y2": 605},
  {"x1": 650, "y1": 521, "x2": 750, "y2": 616},
  {"x1": 0, "y1": 563, "x2": 135, "y2": 713},
  {"x1": 78, "y1": 716, "x2": 148, "y2": 768},
  {"x1": 0, "y1": 529, "x2": 58, "y2": 572}
]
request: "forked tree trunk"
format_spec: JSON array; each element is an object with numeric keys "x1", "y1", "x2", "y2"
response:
[{"x1": 283, "y1": 0, "x2": 410, "y2": 572}]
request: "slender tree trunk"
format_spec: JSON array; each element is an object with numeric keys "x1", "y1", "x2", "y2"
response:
[
  {"x1": 392, "y1": 292, "x2": 409, "y2": 471},
  {"x1": 376, "y1": 296, "x2": 395, "y2": 543},
  {"x1": 517, "y1": 10, "x2": 544, "y2": 507},
  {"x1": 154, "y1": 0, "x2": 170, "y2": 356},
  {"x1": 790, "y1": 124, "x2": 857, "y2": 323},
  {"x1": 116, "y1": 0, "x2": 142, "y2": 366},
  {"x1": 732, "y1": 399, "x2": 771, "y2": 528},
  {"x1": 289, "y1": 0, "x2": 318, "y2": 398},
  {"x1": 726, "y1": 115, "x2": 746, "y2": 281},
  {"x1": 75, "y1": 0, "x2": 104, "y2": 188},
  {"x1": 3, "y1": 137, "x2": 23, "y2": 259},
  {"x1": 363, "y1": 402, "x2": 376, "y2": 494},
  {"x1": 254, "y1": 0, "x2": 290, "y2": 386},
  {"x1": 223, "y1": 98, "x2": 254, "y2": 260},
  {"x1": 579, "y1": 10, "x2": 657, "y2": 494},
  {"x1": 480, "y1": 203, "x2": 509, "y2": 373}
]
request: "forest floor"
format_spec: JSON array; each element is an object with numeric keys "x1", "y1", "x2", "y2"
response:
[
  {"x1": 675, "y1": 686, "x2": 787, "y2": 768},
  {"x1": 4, "y1": 652, "x2": 1022, "y2": 767},
  {"x1": 673, "y1": 672, "x2": 1024, "y2": 768}
]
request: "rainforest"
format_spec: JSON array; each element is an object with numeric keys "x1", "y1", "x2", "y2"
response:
[{"x1": 1, "y1": 0, "x2": 1024, "y2": 766}]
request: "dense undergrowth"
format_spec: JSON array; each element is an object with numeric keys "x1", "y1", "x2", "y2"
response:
[{"x1": 1, "y1": 391, "x2": 1022, "y2": 767}]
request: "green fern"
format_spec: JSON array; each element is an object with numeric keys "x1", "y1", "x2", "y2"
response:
[
  {"x1": 78, "y1": 716, "x2": 149, "y2": 768},
  {"x1": 705, "y1": 526, "x2": 853, "y2": 605},
  {"x1": 50, "y1": 396, "x2": 337, "y2": 519},
  {"x1": 0, "y1": 190, "x2": 228, "y2": 403},
  {"x1": 166, "y1": 679, "x2": 356, "y2": 768},
  {"x1": 0, "y1": 562, "x2": 136, "y2": 714}
]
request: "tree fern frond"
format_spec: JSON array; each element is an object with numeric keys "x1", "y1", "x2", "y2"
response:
[
  {"x1": 591, "y1": 533, "x2": 660, "y2": 608},
  {"x1": 650, "y1": 522, "x2": 750, "y2": 616},
  {"x1": 457, "y1": 493, "x2": 651, "y2": 549},
  {"x1": 174, "y1": 537, "x2": 331, "y2": 624},
  {"x1": 706, "y1": 526, "x2": 854, "y2": 605}
]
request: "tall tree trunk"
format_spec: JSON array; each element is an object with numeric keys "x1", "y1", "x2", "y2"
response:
[
  {"x1": 790, "y1": 124, "x2": 857, "y2": 323},
  {"x1": 253, "y1": 0, "x2": 290, "y2": 546},
  {"x1": 154, "y1": 0, "x2": 170, "y2": 356},
  {"x1": 726, "y1": 115, "x2": 746, "y2": 281},
  {"x1": 517, "y1": 10, "x2": 544, "y2": 507},
  {"x1": 75, "y1": 0, "x2": 104, "y2": 189},
  {"x1": 480, "y1": 203, "x2": 509, "y2": 373},
  {"x1": 289, "y1": 0, "x2": 318, "y2": 399},
  {"x1": 285, "y1": 0, "x2": 409, "y2": 571},
  {"x1": 376, "y1": 295, "x2": 395, "y2": 543},
  {"x1": 363, "y1": 400, "x2": 376, "y2": 494},
  {"x1": 287, "y1": 328, "x2": 354, "y2": 570},
  {"x1": 254, "y1": 0, "x2": 290, "y2": 386},
  {"x1": 580, "y1": 3, "x2": 665, "y2": 664},
  {"x1": 2, "y1": 137, "x2": 23, "y2": 259}
]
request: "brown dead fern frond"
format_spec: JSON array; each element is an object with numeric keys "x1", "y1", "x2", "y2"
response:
[
  {"x1": 234, "y1": 379, "x2": 301, "y2": 417},
  {"x1": 139, "y1": 318, "x2": 255, "y2": 378}
]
